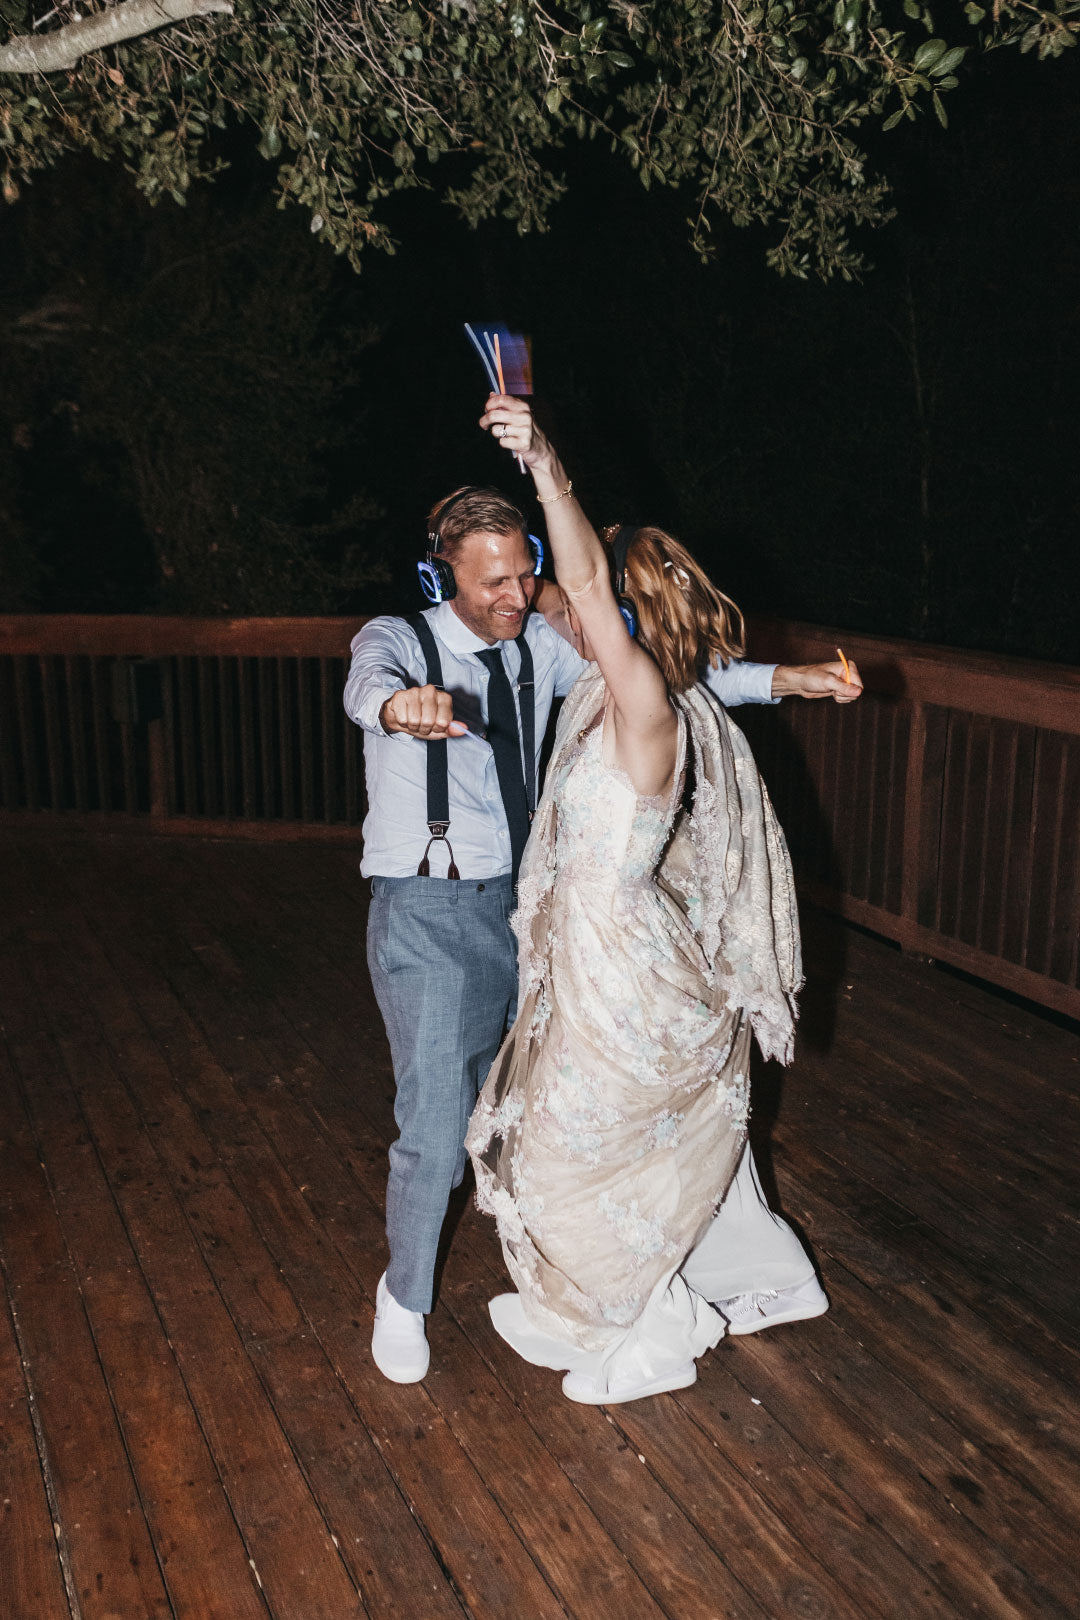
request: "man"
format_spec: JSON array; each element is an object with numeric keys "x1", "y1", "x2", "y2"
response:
[{"x1": 344, "y1": 485, "x2": 860, "y2": 1382}]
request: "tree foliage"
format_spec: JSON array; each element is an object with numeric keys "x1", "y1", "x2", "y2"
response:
[
  {"x1": 0, "y1": 169, "x2": 387, "y2": 612},
  {"x1": 0, "y1": 0, "x2": 1076, "y2": 277}
]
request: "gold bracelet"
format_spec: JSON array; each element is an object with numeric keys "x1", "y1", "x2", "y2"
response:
[{"x1": 536, "y1": 479, "x2": 573, "y2": 505}]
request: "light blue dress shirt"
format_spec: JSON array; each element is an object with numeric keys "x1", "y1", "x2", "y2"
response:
[{"x1": 344, "y1": 601, "x2": 778, "y2": 879}]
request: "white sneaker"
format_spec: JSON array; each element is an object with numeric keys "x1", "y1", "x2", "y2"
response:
[
  {"x1": 716, "y1": 1276, "x2": 828, "y2": 1336},
  {"x1": 562, "y1": 1362, "x2": 697, "y2": 1406},
  {"x1": 371, "y1": 1273, "x2": 430, "y2": 1383}
]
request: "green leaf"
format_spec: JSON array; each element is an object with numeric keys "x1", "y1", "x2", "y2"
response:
[
  {"x1": 608, "y1": 51, "x2": 634, "y2": 68},
  {"x1": 882, "y1": 108, "x2": 904, "y2": 130},
  {"x1": 932, "y1": 89, "x2": 947, "y2": 125},
  {"x1": 931, "y1": 46, "x2": 967, "y2": 75},
  {"x1": 545, "y1": 85, "x2": 562, "y2": 112},
  {"x1": 912, "y1": 38, "x2": 947, "y2": 71}
]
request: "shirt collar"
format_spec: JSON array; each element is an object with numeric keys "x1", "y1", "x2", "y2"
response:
[{"x1": 433, "y1": 599, "x2": 510, "y2": 657}]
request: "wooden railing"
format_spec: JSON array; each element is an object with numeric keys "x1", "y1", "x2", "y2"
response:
[
  {"x1": 0, "y1": 617, "x2": 365, "y2": 840},
  {"x1": 2, "y1": 613, "x2": 1078, "y2": 1019},
  {"x1": 737, "y1": 618, "x2": 1080, "y2": 1021}
]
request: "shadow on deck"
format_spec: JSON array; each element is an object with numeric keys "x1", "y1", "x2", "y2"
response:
[{"x1": 1, "y1": 832, "x2": 1078, "y2": 1620}]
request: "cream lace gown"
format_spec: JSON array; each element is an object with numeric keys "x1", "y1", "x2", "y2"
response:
[{"x1": 467, "y1": 669, "x2": 801, "y2": 1391}]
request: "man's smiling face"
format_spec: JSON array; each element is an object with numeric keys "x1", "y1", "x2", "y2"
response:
[{"x1": 448, "y1": 528, "x2": 537, "y2": 644}]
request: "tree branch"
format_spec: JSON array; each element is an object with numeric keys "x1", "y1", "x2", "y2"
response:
[{"x1": 0, "y1": 0, "x2": 233, "y2": 75}]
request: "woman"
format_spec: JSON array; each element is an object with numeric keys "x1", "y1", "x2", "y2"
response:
[{"x1": 465, "y1": 394, "x2": 802, "y2": 1404}]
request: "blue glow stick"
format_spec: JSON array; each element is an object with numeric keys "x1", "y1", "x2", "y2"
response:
[{"x1": 464, "y1": 323, "x2": 499, "y2": 392}]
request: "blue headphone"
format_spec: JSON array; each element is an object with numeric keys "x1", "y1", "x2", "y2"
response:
[
  {"x1": 417, "y1": 487, "x2": 544, "y2": 605},
  {"x1": 611, "y1": 525, "x2": 639, "y2": 638}
]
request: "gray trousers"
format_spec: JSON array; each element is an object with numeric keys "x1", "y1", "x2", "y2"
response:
[{"x1": 367, "y1": 874, "x2": 518, "y2": 1314}]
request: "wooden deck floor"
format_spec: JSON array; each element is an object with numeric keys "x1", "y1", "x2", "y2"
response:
[{"x1": 1, "y1": 833, "x2": 1078, "y2": 1620}]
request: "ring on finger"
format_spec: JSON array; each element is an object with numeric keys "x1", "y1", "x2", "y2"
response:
[{"x1": 493, "y1": 423, "x2": 505, "y2": 439}]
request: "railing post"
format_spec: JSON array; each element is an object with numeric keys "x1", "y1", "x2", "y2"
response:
[
  {"x1": 148, "y1": 718, "x2": 168, "y2": 819},
  {"x1": 899, "y1": 697, "x2": 926, "y2": 952}
]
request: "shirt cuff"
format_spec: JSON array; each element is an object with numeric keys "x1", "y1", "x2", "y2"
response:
[
  {"x1": 355, "y1": 686, "x2": 401, "y2": 736},
  {"x1": 749, "y1": 663, "x2": 781, "y2": 705}
]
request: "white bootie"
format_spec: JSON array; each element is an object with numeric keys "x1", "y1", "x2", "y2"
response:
[
  {"x1": 371, "y1": 1273, "x2": 429, "y2": 1383},
  {"x1": 716, "y1": 1275, "x2": 829, "y2": 1336},
  {"x1": 562, "y1": 1362, "x2": 696, "y2": 1406}
]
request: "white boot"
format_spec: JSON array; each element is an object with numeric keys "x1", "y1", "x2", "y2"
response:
[{"x1": 371, "y1": 1272, "x2": 430, "y2": 1383}]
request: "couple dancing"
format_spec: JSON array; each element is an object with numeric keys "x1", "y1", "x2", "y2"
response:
[{"x1": 345, "y1": 395, "x2": 861, "y2": 1404}]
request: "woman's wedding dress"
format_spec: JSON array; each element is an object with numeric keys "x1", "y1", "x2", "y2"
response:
[{"x1": 467, "y1": 667, "x2": 801, "y2": 1394}]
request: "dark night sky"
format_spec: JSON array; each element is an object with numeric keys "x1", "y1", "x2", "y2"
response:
[{"x1": 1, "y1": 44, "x2": 1077, "y2": 662}]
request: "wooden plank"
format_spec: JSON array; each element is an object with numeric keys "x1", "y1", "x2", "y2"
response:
[
  {"x1": 277, "y1": 658, "x2": 295, "y2": 822},
  {"x1": 298, "y1": 659, "x2": 315, "y2": 824},
  {"x1": 0, "y1": 661, "x2": 19, "y2": 810},
  {"x1": 238, "y1": 658, "x2": 258, "y2": 819},
  {"x1": 0, "y1": 616, "x2": 363, "y2": 661},
  {"x1": 954, "y1": 711, "x2": 991, "y2": 947},
  {"x1": 0, "y1": 1000, "x2": 175, "y2": 1620},
  {"x1": 198, "y1": 657, "x2": 219, "y2": 819},
  {"x1": 177, "y1": 656, "x2": 199, "y2": 818},
  {"x1": 0, "y1": 1134, "x2": 72, "y2": 1620},
  {"x1": 88, "y1": 657, "x2": 112, "y2": 813},
  {"x1": 218, "y1": 656, "x2": 237, "y2": 820},
  {"x1": 258, "y1": 660, "x2": 276, "y2": 818},
  {"x1": 1025, "y1": 731, "x2": 1069, "y2": 978},
  {"x1": 12, "y1": 656, "x2": 40, "y2": 812},
  {"x1": 848, "y1": 692, "x2": 876, "y2": 903},
  {"x1": 1001, "y1": 724, "x2": 1037, "y2": 967},
  {"x1": 1050, "y1": 735, "x2": 1080, "y2": 988},
  {"x1": 64, "y1": 656, "x2": 90, "y2": 813},
  {"x1": 978, "y1": 718, "x2": 1015, "y2": 958},
  {"x1": 320, "y1": 658, "x2": 336, "y2": 823},
  {"x1": 38, "y1": 655, "x2": 65, "y2": 811}
]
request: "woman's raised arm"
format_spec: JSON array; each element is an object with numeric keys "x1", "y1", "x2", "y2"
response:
[{"x1": 480, "y1": 393, "x2": 678, "y2": 796}]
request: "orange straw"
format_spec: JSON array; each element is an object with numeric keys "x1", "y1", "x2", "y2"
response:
[{"x1": 836, "y1": 646, "x2": 852, "y2": 684}]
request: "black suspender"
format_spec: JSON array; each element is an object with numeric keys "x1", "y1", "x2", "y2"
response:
[
  {"x1": 406, "y1": 613, "x2": 458, "y2": 879},
  {"x1": 404, "y1": 613, "x2": 536, "y2": 881}
]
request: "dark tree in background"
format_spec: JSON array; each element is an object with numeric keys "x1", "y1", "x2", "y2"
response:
[{"x1": 0, "y1": 168, "x2": 386, "y2": 612}]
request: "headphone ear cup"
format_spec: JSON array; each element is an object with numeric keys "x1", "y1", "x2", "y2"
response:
[
  {"x1": 417, "y1": 557, "x2": 457, "y2": 603},
  {"x1": 528, "y1": 533, "x2": 545, "y2": 576},
  {"x1": 618, "y1": 599, "x2": 637, "y2": 638}
]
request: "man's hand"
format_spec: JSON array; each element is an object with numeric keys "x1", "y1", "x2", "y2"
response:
[
  {"x1": 772, "y1": 660, "x2": 863, "y2": 702},
  {"x1": 380, "y1": 685, "x2": 468, "y2": 738}
]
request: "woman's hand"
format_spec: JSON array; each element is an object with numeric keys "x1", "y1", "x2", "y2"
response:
[{"x1": 478, "y1": 393, "x2": 554, "y2": 472}]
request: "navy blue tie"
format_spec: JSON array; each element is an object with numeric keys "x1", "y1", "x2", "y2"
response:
[{"x1": 476, "y1": 647, "x2": 530, "y2": 882}]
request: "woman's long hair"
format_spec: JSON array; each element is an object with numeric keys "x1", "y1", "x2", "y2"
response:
[{"x1": 603, "y1": 525, "x2": 746, "y2": 694}]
